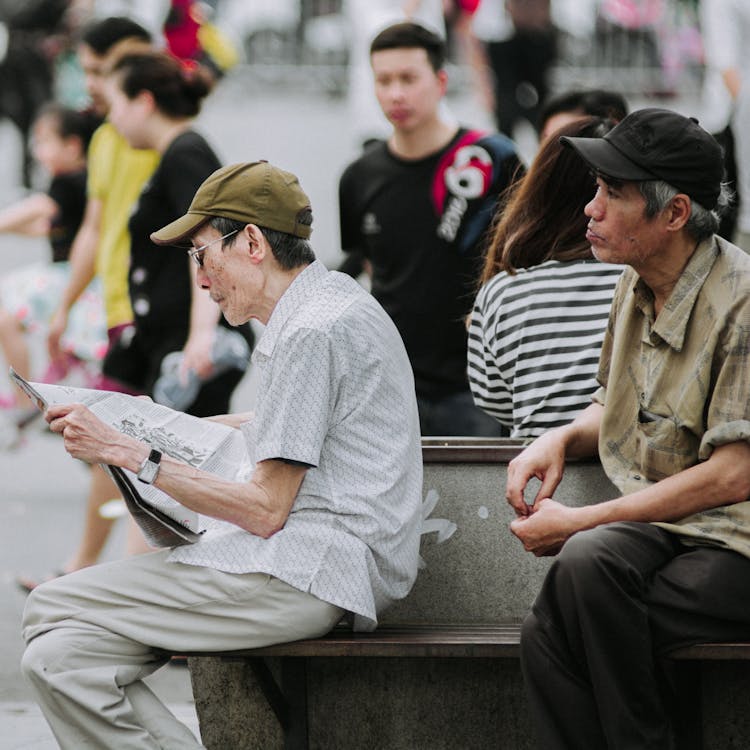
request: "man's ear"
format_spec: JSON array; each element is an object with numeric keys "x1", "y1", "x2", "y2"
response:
[
  {"x1": 665, "y1": 194, "x2": 692, "y2": 232},
  {"x1": 244, "y1": 224, "x2": 267, "y2": 263}
]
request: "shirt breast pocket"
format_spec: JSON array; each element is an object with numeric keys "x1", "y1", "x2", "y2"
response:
[{"x1": 636, "y1": 410, "x2": 698, "y2": 481}]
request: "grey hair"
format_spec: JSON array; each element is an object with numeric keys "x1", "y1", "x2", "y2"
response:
[
  {"x1": 637, "y1": 180, "x2": 733, "y2": 242},
  {"x1": 208, "y1": 212, "x2": 315, "y2": 270}
]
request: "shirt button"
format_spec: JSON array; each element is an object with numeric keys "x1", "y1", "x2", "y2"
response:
[{"x1": 633, "y1": 475, "x2": 641, "y2": 481}]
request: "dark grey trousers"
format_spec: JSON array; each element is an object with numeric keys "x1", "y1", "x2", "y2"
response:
[{"x1": 521, "y1": 522, "x2": 750, "y2": 750}]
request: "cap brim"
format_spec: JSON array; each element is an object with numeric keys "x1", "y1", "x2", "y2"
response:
[
  {"x1": 150, "y1": 212, "x2": 211, "y2": 246},
  {"x1": 560, "y1": 136, "x2": 656, "y2": 181}
]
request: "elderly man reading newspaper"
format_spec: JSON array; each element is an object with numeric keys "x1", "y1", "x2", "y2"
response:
[{"x1": 21, "y1": 161, "x2": 423, "y2": 750}]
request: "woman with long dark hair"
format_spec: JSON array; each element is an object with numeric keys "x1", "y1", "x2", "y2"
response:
[{"x1": 468, "y1": 116, "x2": 623, "y2": 438}]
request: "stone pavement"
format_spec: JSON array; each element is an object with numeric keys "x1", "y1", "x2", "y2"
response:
[{"x1": 1, "y1": 677, "x2": 200, "y2": 750}]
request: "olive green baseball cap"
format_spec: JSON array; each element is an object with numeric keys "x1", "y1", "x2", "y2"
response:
[{"x1": 150, "y1": 160, "x2": 312, "y2": 246}]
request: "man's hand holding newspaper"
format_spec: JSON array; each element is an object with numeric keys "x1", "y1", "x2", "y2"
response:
[{"x1": 11, "y1": 369, "x2": 253, "y2": 548}]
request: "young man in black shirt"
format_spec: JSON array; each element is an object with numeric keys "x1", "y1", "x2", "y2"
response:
[{"x1": 339, "y1": 22, "x2": 523, "y2": 436}]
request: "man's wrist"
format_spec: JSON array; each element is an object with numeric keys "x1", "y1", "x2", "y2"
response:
[{"x1": 119, "y1": 442, "x2": 155, "y2": 475}]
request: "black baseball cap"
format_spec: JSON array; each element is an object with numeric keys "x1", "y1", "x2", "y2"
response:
[{"x1": 560, "y1": 108, "x2": 723, "y2": 209}]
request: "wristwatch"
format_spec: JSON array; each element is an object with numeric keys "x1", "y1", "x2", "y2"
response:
[{"x1": 137, "y1": 448, "x2": 162, "y2": 484}]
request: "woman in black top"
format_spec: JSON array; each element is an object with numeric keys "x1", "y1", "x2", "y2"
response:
[{"x1": 104, "y1": 51, "x2": 253, "y2": 416}]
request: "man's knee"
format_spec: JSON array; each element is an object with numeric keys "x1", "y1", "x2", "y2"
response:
[
  {"x1": 22, "y1": 578, "x2": 69, "y2": 642},
  {"x1": 21, "y1": 578, "x2": 85, "y2": 688},
  {"x1": 535, "y1": 524, "x2": 644, "y2": 615},
  {"x1": 548, "y1": 525, "x2": 616, "y2": 586},
  {"x1": 540, "y1": 522, "x2": 671, "y2": 618}
]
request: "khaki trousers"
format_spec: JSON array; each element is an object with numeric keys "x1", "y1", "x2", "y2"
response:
[{"x1": 21, "y1": 550, "x2": 344, "y2": 750}]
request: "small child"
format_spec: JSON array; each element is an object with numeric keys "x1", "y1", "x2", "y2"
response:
[{"x1": 0, "y1": 104, "x2": 107, "y2": 431}]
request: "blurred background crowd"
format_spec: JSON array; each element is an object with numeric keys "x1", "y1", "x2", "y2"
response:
[
  {"x1": 0, "y1": 0, "x2": 735, "y2": 436},
  {"x1": 0, "y1": 0, "x2": 733, "y2": 441},
  {"x1": 0, "y1": 0, "x2": 711, "y2": 188}
]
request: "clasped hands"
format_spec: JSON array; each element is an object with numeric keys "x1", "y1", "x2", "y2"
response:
[{"x1": 505, "y1": 433, "x2": 580, "y2": 557}]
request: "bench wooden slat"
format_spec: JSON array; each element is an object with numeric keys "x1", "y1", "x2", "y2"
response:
[
  {"x1": 186, "y1": 623, "x2": 750, "y2": 661},
  {"x1": 194, "y1": 623, "x2": 524, "y2": 660}
]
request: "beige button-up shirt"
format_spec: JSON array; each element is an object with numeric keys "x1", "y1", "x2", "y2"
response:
[{"x1": 593, "y1": 236, "x2": 750, "y2": 557}]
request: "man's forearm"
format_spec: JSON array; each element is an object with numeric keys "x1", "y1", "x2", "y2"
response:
[
  {"x1": 48, "y1": 403, "x2": 301, "y2": 539},
  {"x1": 142, "y1": 453, "x2": 304, "y2": 538},
  {"x1": 557, "y1": 402, "x2": 602, "y2": 460},
  {"x1": 105, "y1": 435, "x2": 300, "y2": 538},
  {"x1": 577, "y1": 440, "x2": 750, "y2": 529},
  {"x1": 506, "y1": 402, "x2": 601, "y2": 514}
]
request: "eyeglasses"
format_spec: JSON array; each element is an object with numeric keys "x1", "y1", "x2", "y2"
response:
[{"x1": 187, "y1": 230, "x2": 238, "y2": 268}]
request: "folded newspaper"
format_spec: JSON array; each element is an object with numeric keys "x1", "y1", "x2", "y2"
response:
[{"x1": 10, "y1": 368, "x2": 253, "y2": 548}]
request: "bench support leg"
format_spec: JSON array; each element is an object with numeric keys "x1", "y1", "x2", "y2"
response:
[
  {"x1": 247, "y1": 657, "x2": 309, "y2": 750},
  {"x1": 281, "y1": 658, "x2": 309, "y2": 750},
  {"x1": 248, "y1": 657, "x2": 289, "y2": 727},
  {"x1": 671, "y1": 661, "x2": 703, "y2": 750}
]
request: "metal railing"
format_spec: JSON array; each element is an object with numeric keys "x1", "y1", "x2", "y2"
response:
[{"x1": 230, "y1": 0, "x2": 703, "y2": 100}]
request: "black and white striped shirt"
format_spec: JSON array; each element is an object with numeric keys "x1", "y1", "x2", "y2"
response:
[{"x1": 467, "y1": 259, "x2": 623, "y2": 439}]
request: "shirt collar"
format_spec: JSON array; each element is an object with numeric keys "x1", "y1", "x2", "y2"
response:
[
  {"x1": 253, "y1": 260, "x2": 328, "y2": 360},
  {"x1": 632, "y1": 237, "x2": 718, "y2": 351}
]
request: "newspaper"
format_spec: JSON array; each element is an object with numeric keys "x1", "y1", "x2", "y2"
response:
[{"x1": 10, "y1": 368, "x2": 253, "y2": 548}]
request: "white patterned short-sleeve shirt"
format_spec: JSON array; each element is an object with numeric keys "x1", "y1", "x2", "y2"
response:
[{"x1": 169, "y1": 261, "x2": 423, "y2": 630}]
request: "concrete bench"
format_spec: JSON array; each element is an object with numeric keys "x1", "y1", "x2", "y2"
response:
[{"x1": 186, "y1": 439, "x2": 750, "y2": 750}]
